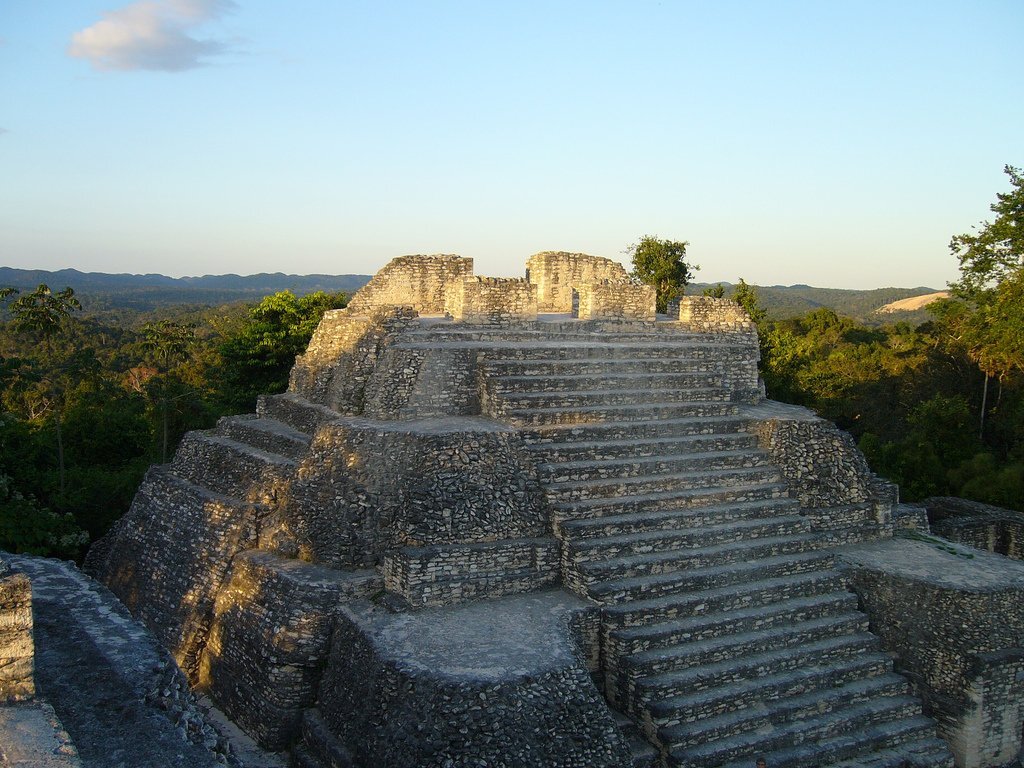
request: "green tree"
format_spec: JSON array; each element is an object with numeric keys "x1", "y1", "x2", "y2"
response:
[
  {"x1": 141, "y1": 320, "x2": 197, "y2": 462},
  {"x1": 628, "y1": 236, "x2": 698, "y2": 313},
  {"x1": 8, "y1": 285, "x2": 84, "y2": 496},
  {"x1": 940, "y1": 165, "x2": 1024, "y2": 437},
  {"x1": 731, "y1": 279, "x2": 767, "y2": 325},
  {"x1": 218, "y1": 290, "x2": 347, "y2": 412}
]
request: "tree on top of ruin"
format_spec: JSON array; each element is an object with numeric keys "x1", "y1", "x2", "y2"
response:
[{"x1": 628, "y1": 236, "x2": 698, "y2": 313}]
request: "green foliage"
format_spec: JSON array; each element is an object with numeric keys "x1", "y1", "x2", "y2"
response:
[
  {"x1": 703, "y1": 284, "x2": 726, "y2": 298},
  {"x1": 218, "y1": 290, "x2": 347, "y2": 412},
  {"x1": 731, "y1": 279, "x2": 767, "y2": 325},
  {"x1": 628, "y1": 236, "x2": 698, "y2": 313}
]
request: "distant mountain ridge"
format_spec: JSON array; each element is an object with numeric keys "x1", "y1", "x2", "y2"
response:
[
  {"x1": 1, "y1": 267, "x2": 944, "y2": 322},
  {"x1": 690, "y1": 281, "x2": 945, "y2": 323},
  {"x1": 0, "y1": 267, "x2": 372, "y2": 312}
]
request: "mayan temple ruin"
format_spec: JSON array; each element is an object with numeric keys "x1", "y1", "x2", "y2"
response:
[{"x1": 4, "y1": 252, "x2": 1024, "y2": 768}]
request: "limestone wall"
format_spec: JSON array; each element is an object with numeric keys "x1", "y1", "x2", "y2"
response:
[
  {"x1": 669, "y1": 296, "x2": 755, "y2": 332},
  {"x1": 573, "y1": 280, "x2": 655, "y2": 321},
  {"x1": 526, "y1": 251, "x2": 629, "y2": 312},
  {"x1": 281, "y1": 418, "x2": 551, "y2": 569},
  {"x1": 752, "y1": 405, "x2": 896, "y2": 544},
  {"x1": 290, "y1": 306, "x2": 418, "y2": 412},
  {"x1": 0, "y1": 557, "x2": 34, "y2": 701},
  {"x1": 310, "y1": 593, "x2": 630, "y2": 767},
  {"x1": 344, "y1": 255, "x2": 473, "y2": 316},
  {"x1": 839, "y1": 539, "x2": 1024, "y2": 768},
  {"x1": 84, "y1": 468, "x2": 259, "y2": 679},
  {"x1": 200, "y1": 550, "x2": 380, "y2": 750},
  {"x1": 445, "y1": 276, "x2": 538, "y2": 324},
  {"x1": 924, "y1": 497, "x2": 1024, "y2": 560}
]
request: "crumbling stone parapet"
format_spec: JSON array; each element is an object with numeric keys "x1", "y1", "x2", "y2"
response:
[{"x1": 0, "y1": 556, "x2": 34, "y2": 702}]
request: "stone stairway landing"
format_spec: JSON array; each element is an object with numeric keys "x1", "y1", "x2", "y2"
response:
[{"x1": 478, "y1": 326, "x2": 952, "y2": 768}]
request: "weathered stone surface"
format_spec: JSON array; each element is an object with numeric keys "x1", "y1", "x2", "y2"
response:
[
  {"x1": 282, "y1": 416, "x2": 551, "y2": 569},
  {"x1": 344, "y1": 254, "x2": 473, "y2": 316},
  {"x1": 200, "y1": 550, "x2": 380, "y2": 750},
  {"x1": 314, "y1": 591, "x2": 631, "y2": 768},
  {"x1": 0, "y1": 557, "x2": 34, "y2": 702},
  {"x1": 923, "y1": 496, "x2": 1024, "y2": 560},
  {"x1": 574, "y1": 281, "x2": 655, "y2": 321},
  {"x1": 839, "y1": 537, "x2": 1024, "y2": 768},
  {"x1": 526, "y1": 251, "x2": 629, "y2": 312},
  {"x1": 85, "y1": 468, "x2": 260, "y2": 678},
  {"x1": 446, "y1": 276, "x2": 538, "y2": 325}
]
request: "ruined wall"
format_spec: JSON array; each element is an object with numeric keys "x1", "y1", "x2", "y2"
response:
[
  {"x1": 840, "y1": 539, "x2": 1024, "y2": 768},
  {"x1": 753, "y1": 408, "x2": 896, "y2": 544},
  {"x1": 281, "y1": 418, "x2": 551, "y2": 569},
  {"x1": 344, "y1": 255, "x2": 473, "y2": 316},
  {"x1": 573, "y1": 281, "x2": 655, "y2": 321},
  {"x1": 290, "y1": 306, "x2": 418, "y2": 412},
  {"x1": 445, "y1": 276, "x2": 538, "y2": 324},
  {"x1": 309, "y1": 594, "x2": 630, "y2": 768},
  {"x1": 526, "y1": 251, "x2": 629, "y2": 312},
  {"x1": 84, "y1": 468, "x2": 259, "y2": 679},
  {"x1": 0, "y1": 557, "x2": 34, "y2": 701},
  {"x1": 925, "y1": 497, "x2": 1024, "y2": 560},
  {"x1": 361, "y1": 345, "x2": 482, "y2": 420},
  {"x1": 669, "y1": 296, "x2": 755, "y2": 332},
  {"x1": 200, "y1": 550, "x2": 380, "y2": 750}
]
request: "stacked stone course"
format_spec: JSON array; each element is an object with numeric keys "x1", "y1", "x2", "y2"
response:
[
  {"x1": 0, "y1": 557, "x2": 34, "y2": 701},
  {"x1": 527, "y1": 251, "x2": 629, "y2": 312}
]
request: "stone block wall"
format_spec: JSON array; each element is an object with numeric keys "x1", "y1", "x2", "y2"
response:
[
  {"x1": 526, "y1": 251, "x2": 629, "y2": 312},
  {"x1": 840, "y1": 539, "x2": 1024, "y2": 768},
  {"x1": 0, "y1": 557, "x2": 34, "y2": 701},
  {"x1": 311, "y1": 594, "x2": 631, "y2": 767},
  {"x1": 382, "y1": 538, "x2": 560, "y2": 608},
  {"x1": 753, "y1": 411, "x2": 896, "y2": 544},
  {"x1": 924, "y1": 497, "x2": 1024, "y2": 560},
  {"x1": 573, "y1": 280, "x2": 655, "y2": 321},
  {"x1": 290, "y1": 306, "x2": 418, "y2": 412},
  {"x1": 282, "y1": 418, "x2": 551, "y2": 570},
  {"x1": 344, "y1": 254, "x2": 473, "y2": 316},
  {"x1": 669, "y1": 295, "x2": 755, "y2": 332},
  {"x1": 84, "y1": 467, "x2": 259, "y2": 680},
  {"x1": 445, "y1": 276, "x2": 538, "y2": 325},
  {"x1": 200, "y1": 550, "x2": 381, "y2": 750},
  {"x1": 362, "y1": 345, "x2": 482, "y2": 420}
]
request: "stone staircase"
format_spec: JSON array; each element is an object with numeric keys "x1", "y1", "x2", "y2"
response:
[{"x1": 478, "y1": 327, "x2": 952, "y2": 768}]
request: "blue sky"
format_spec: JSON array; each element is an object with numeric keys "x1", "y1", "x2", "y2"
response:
[{"x1": 1, "y1": 1, "x2": 1021, "y2": 288}]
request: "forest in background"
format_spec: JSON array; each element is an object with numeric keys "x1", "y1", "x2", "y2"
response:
[{"x1": 2, "y1": 167, "x2": 1021, "y2": 560}]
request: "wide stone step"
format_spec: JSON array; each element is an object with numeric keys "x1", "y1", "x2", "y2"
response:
[
  {"x1": 538, "y1": 448, "x2": 770, "y2": 484},
  {"x1": 483, "y1": 357, "x2": 726, "y2": 378},
  {"x1": 170, "y1": 432, "x2": 296, "y2": 503},
  {"x1": 607, "y1": 590, "x2": 860, "y2": 656},
  {"x1": 647, "y1": 650, "x2": 893, "y2": 729},
  {"x1": 546, "y1": 465, "x2": 783, "y2": 503},
  {"x1": 215, "y1": 414, "x2": 311, "y2": 460},
  {"x1": 635, "y1": 633, "x2": 879, "y2": 707},
  {"x1": 507, "y1": 401, "x2": 739, "y2": 426},
  {"x1": 567, "y1": 515, "x2": 810, "y2": 564},
  {"x1": 553, "y1": 481, "x2": 789, "y2": 524},
  {"x1": 522, "y1": 415, "x2": 752, "y2": 444},
  {"x1": 256, "y1": 393, "x2": 339, "y2": 435},
  {"x1": 620, "y1": 613, "x2": 870, "y2": 689},
  {"x1": 402, "y1": 326, "x2": 748, "y2": 345},
  {"x1": 493, "y1": 386, "x2": 731, "y2": 411},
  {"x1": 490, "y1": 371, "x2": 724, "y2": 393},
  {"x1": 472, "y1": 341, "x2": 756, "y2": 361},
  {"x1": 595, "y1": 554, "x2": 840, "y2": 611},
  {"x1": 822, "y1": 737, "x2": 955, "y2": 768},
  {"x1": 578, "y1": 533, "x2": 821, "y2": 585},
  {"x1": 558, "y1": 498, "x2": 802, "y2": 541},
  {"x1": 527, "y1": 432, "x2": 760, "y2": 464},
  {"x1": 662, "y1": 673, "x2": 912, "y2": 752},
  {"x1": 671, "y1": 696, "x2": 925, "y2": 768}
]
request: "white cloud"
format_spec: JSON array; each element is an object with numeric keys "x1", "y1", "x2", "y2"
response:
[{"x1": 68, "y1": 0, "x2": 236, "y2": 72}]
